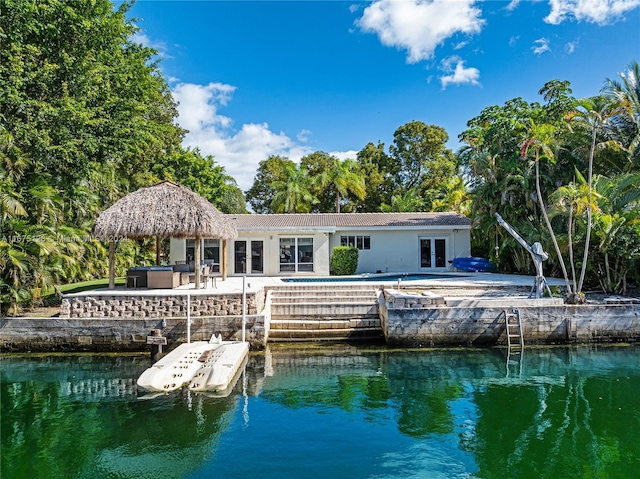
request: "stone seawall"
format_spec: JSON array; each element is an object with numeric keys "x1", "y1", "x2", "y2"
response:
[
  {"x1": 60, "y1": 289, "x2": 266, "y2": 319},
  {"x1": 0, "y1": 314, "x2": 268, "y2": 352},
  {"x1": 380, "y1": 301, "x2": 640, "y2": 347}
]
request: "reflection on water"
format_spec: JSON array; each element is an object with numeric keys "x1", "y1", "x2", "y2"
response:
[{"x1": 1, "y1": 345, "x2": 639, "y2": 478}]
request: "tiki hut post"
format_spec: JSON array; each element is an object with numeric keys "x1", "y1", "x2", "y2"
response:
[
  {"x1": 194, "y1": 235, "x2": 202, "y2": 289},
  {"x1": 109, "y1": 240, "x2": 115, "y2": 289},
  {"x1": 93, "y1": 181, "x2": 237, "y2": 290},
  {"x1": 222, "y1": 240, "x2": 228, "y2": 280}
]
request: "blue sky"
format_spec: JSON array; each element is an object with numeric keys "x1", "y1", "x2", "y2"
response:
[{"x1": 123, "y1": 1, "x2": 640, "y2": 191}]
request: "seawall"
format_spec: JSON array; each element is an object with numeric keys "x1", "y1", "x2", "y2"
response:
[
  {"x1": 380, "y1": 292, "x2": 640, "y2": 347},
  {"x1": 0, "y1": 314, "x2": 268, "y2": 352},
  {"x1": 1, "y1": 285, "x2": 639, "y2": 352}
]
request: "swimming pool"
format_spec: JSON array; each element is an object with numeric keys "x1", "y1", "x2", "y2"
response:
[{"x1": 282, "y1": 273, "x2": 458, "y2": 283}]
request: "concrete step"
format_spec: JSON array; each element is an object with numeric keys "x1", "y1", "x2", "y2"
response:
[
  {"x1": 268, "y1": 284, "x2": 380, "y2": 292},
  {"x1": 271, "y1": 295, "x2": 377, "y2": 303},
  {"x1": 268, "y1": 327, "x2": 384, "y2": 342},
  {"x1": 270, "y1": 318, "x2": 381, "y2": 330},
  {"x1": 270, "y1": 302, "x2": 379, "y2": 316},
  {"x1": 271, "y1": 290, "x2": 378, "y2": 298}
]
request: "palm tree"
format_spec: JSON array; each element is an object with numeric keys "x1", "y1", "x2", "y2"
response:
[
  {"x1": 603, "y1": 60, "x2": 640, "y2": 168},
  {"x1": 568, "y1": 95, "x2": 623, "y2": 294},
  {"x1": 313, "y1": 158, "x2": 366, "y2": 213},
  {"x1": 381, "y1": 188, "x2": 424, "y2": 212},
  {"x1": 520, "y1": 119, "x2": 578, "y2": 301},
  {"x1": 270, "y1": 162, "x2": 317, "y2": 213},
  {"x1": 550, "y1": 172, "x2": 600, "y2": 295},
  {"x1": 591, "y1": 173, "x2": 640, "y2": 293}
]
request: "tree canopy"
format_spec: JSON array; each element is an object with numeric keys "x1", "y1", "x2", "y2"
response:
[{"x1": 0, "y1": 0, "x2": 243, "y2": 313}]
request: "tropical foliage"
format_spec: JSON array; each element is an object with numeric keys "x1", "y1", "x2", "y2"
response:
[
  {"x1": 0, "y1": 0, "x2": 244, "y2": 314},
  {"x1": 459, "y1": 64, "x2": 640, "y2": 298},
  {"x1": 1, "y1": 0, "x2": 637, "y2": 312}
]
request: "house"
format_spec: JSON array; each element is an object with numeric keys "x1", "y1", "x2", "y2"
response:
[{"x1": 169, "y1": 212, "x2": 471, "y2": 276}]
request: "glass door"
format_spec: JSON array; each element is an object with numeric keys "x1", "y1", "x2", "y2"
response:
[
  {"x1": 235, "y1": 240, "x2": 264, "y2": 275},
  {"x1": 420, "y1": 238, "x2": 447, "y2": 269},
  {"x1": 234, "y1": 241, "x2": 246, "y2": 274},
  {"x1": 250, "y1": 240, "x2": 264, "y2": 274},
  {"x1": 420, "y1": 239, "x2": 432, "y2": 268}
]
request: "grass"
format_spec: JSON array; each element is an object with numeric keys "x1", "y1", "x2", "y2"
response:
[{"x1": 41, "y1": 277, "x2": 126, "y2": 306}]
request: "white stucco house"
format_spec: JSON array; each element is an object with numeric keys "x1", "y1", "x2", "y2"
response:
[{"x1": 169, "y1": 212, "x2": 471, "y2": 277}]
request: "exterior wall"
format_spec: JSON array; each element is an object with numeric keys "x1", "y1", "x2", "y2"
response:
[
  {"x1": 222, "y1": 231, "x2": 331, "y2": 276},
  {"x1": 329, "y1": 228, "x2": 471, "y2": 274},
  {"x1": 170, "y1": 237, "x2": 187, "y2": 263},
  {"x1": 169, "y1": 226, "x2": 470, "y2": 276}
]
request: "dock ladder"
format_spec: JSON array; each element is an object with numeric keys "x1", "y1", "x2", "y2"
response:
[
  {"x1": 504, "y1": 307, "x2": 524, "y2": 377},
  {"x1": 505, "y1": 307, "x2": 524, "y2": 350}
]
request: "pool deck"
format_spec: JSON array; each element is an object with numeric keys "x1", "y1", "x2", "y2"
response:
[{"x1": 78, "y1": 271, "x2": 563, "y2": 296}]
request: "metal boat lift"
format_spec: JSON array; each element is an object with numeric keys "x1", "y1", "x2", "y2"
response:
[{"x1": 495, "y1": 213, "x2": 553, "y2": 299}]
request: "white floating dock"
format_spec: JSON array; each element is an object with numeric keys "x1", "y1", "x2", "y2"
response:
[{"x1": 137, "y1": 337, "x2": 249, "y2": 393}]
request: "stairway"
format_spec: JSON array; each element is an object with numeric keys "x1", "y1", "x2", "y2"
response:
[{"x1": 267, "y1": 285, "x2": 383, "y2": 342}]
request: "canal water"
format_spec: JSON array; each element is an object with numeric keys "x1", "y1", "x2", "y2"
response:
[{"x1": 2, "y1": 344, "x2": 639, "y2": 479}]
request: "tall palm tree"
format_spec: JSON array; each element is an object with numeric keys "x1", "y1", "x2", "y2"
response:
[
  {"x1": 270, "y1": 162, "x2": 317, "y2": 213},
  {"x1": 520, "y1": 119, "x2": 578, "y2": 301},
  {"x1": 569, "y1": 95, "x2": 623, "y2": 293},
  {"x1": 314, "y1": 158, "x2": 366, "y2": 213}
]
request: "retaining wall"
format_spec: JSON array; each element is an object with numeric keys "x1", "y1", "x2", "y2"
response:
[
  {"x1": 380, "y1": 299, "x2": 640, "y2": 347},
  {"x1": 60, "y1": 289, "x2": 265, "y2": 319},
  {"x1": 0, "y1": 314, "x2": 268, "y2": 352}
]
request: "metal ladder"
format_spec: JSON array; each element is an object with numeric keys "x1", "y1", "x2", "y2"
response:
[
  {"x1": 504, "y1": 308, "x2": 524, "y2": 377},
  {"x1": 505, "y1": 307, "x2": 524, "y2": 350}
]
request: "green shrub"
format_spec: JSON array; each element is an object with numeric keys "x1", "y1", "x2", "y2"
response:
[{"x1": 330, "y1": 246, "x2": 359, "y2": 275}]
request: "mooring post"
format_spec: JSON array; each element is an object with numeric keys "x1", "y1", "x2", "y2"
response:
[
  {"x1": 148, "y1": 328, "x2": 166, "y2": 363},
  {"x1": 186, "y1": 294, "x2": 191, "y2": 344},
  {"x1": 242, "y1": 275, "x2": 247, "y2": 343}
]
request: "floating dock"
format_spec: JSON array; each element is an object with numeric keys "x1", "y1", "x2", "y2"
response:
[{"x1": 137, "y1": 336, "x2": 249, "y2": 393}]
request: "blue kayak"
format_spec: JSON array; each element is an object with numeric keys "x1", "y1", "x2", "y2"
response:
[{"x1": 451, "y1": 257, "x2": 495, "y2": 272}]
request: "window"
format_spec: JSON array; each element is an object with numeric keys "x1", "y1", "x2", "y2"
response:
[
  {"x1": 203, "y1": 239, "x2": 220, "y2": 263},
  {"x1": 280, "y1": 237, "x2": 313, "y2": 273},
  {"x1": 341, "y1": 235, "x2": 370, "y2": 250},
  {"x1": 186, "y1": 239, "x2": 219, "y2": 264}
]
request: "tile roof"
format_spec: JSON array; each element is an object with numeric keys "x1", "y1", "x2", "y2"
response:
[{"x1": 228, "y1": 212, "x2": 471, "y2": 230}]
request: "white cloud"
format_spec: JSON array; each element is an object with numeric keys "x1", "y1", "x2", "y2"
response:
[
  {"x1": 545, "y1": 0, "x2": 640, "y2": 25},
  {"x1": 506, "y1": 0, "x2": 522, "y2": 11},
  {"x1": 357, "y1": 0, "x2": 485, "y2": 63},
  {"x1": 532, "y1": 37, "x2": 551, "y2": 54},
  {"x1": 171, "y1": 82, "x2": 313, "y2": 192},
  {"x1": 565, "y1": 40, "x2": 578, "y2": 53},
  {"x1": 439, "y1": 57, "x2": 481, "y2": 89},
  {"x1": 330, "y1": 150, "x2": 359, "y2": 161},
  {"x1": 297, "y1": 129, "x2": 312, "y2": 142},
  {"x1": 509, "y1": 35, "x2": 520, "y2": 47}
]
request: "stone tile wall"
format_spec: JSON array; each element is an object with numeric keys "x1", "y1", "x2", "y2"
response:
[{"x1": 60, "y1": 289, "x2": 266, "y2": 319}]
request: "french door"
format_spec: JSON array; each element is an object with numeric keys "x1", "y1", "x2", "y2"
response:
[
  {"x1": 420, "y1": 238, "x2": 447, "y2": 269},
  {"x1": 234, "y1": 240, "x2": 264, "y2": 275}
]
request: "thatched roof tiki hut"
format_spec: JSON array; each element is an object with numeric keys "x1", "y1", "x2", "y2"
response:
[{"x1": 93, "y1": 181, "x2": 237, "y2": 289}]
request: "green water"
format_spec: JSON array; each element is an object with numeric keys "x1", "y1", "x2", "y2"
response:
[{"x1": 2, "y1": 345, "x2": 639, "y2": 479}]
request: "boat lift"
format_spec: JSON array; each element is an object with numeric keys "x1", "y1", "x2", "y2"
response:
[{"x1": 495, "y1": 213, "x2": 552, "y2": 299}]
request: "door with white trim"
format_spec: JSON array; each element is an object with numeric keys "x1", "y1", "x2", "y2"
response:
[
  {"x1": 234, "y1": 240, "x2": 264, "y2": 275},
  {"x1": 419, "y1": 238, "x2": 447, "y2": 269}
]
